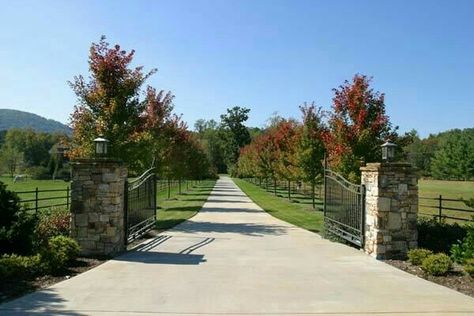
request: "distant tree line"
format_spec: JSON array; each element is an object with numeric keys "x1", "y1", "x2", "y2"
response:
[
  {"x1": 193, "y1": 106, "x2": 261, "y2": 175},
  {"x1": 0, "y1": 129, "x2": 69, "y2": 180},
  {"x1": 400, "y1": 128, "x2": 474, "y2": 180}
]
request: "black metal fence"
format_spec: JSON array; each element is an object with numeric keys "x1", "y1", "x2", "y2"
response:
[
  {"x1": 419, "y1": 195, "x2": 474, "y2": 222},
  {"x1": 16, "y1": 187, "x2": 71, "y2": 213}
]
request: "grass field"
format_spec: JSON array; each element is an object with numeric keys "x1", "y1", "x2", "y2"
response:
[
  {"x1": 238, "y1": 177, "x2": 474, "y2": 225},
  {"x1": 0, "y1": 176, "x2": 71, "y2": 212},
  {"x1": 233, "y1": 178, "x2": 324, "y2": 234},
  {"x1": 1, "y1": 176, "x2": 216, "y2": 229},
  {"x1": 418, "y1": 179, "x2": 474, "y2": 222}
]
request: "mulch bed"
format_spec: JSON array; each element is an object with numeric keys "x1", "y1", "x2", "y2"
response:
[
  {"x1": 0, "y1": 257, "x2": 107, "y2": 304},
  {"x1": 384, "y1": 259, "x2": 474, "y2": 297}
]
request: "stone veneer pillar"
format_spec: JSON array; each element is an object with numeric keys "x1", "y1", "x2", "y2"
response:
[
  {"x1": 361, "y1": 162, "x2": 418, "y2": 259},
  {"x1": 71, "y1": 159, "x2": 127, "y2": 256}
]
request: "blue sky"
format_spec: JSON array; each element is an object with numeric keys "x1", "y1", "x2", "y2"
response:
[{"x1": 0, "y1": 0, "x2": 472, "y2": 137}]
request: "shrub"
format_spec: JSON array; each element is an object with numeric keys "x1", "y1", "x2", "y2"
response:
[
  {"x1": 463, "y1": 258, "x2": 474, "y2": 277},
  {"x1": 35, "y1": 208, "x2": 71, "y2": 249},
  {"x1": 0, "y1": 181, "x2": 37, "y2": 255},
  {"x1": 56, "y1": 167, "x2": 71, "y2": 181},
  {"x1": 407, "y1": 248, "x2": 433, "y2": 266},
  {"x1": 0, "y1": 253, "x2": 43, "y2": 279},
  {"x1": 41, "y1": 236, "x2": 80, "y2": 274},
  {"x1": 29, "y1": 166, "x2": 51, "y2": 180},
  {"x1": 417, "y1": 218, "x2": 467, "y2": 253},
  {"x1": 421, "y1": 253, "x2": 453, "y2": 276},
  {"x1": 450, "y1": 222, "x2": 474, "y2": 264}
]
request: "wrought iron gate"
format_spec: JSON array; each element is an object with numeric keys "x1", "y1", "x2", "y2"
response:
[
  {"x1": 324, "y1": 169, "x2": 366, "y2": 247},
  {"x1": 125, "y1": 168, "x2": 157, "y2": 244}
]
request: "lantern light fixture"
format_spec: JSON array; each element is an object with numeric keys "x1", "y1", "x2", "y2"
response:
[
  {"x1": 94, "y1": 135, "x2": 109, "y2": 157},
  {"x1": 381, "y1": 141, "x2": 397, "y2": 162}
]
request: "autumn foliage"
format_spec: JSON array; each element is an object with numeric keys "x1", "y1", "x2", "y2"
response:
[
  {"x1": 69, "y1": 37, "x2": 213, "y2": 179},
  {"x1": 326, "y1": 74, "x2": 395, "y2": 180},
  {"x1": 235, "y1": 74, "x2": 396, "y2": 194}
]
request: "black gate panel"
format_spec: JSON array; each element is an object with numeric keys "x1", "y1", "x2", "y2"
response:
[
  {"x1": 324, "y1": 169, "x2": 365, "y2": 247},
  {"x1": 125, "y1": 168, "x2": 157, "y2": 244}
]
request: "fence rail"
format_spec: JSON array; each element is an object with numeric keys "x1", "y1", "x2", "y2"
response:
[
  {"x1": 16, "y1": 179, "x2": 202, "y2": 214},
  {"x1": 17, "y1": 187, "x2": 71, "y2": 213},
  {"x1": 419, "y1": 195, "x2": 474, "y2": 222}
]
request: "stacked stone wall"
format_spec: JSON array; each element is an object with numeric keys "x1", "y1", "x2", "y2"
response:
[
  {"x1": 361, "y1": 162, "x2": 418, "y2": 259},
  {"x1": 70, "y1": 159, "x2": 127, "y2": 256}
]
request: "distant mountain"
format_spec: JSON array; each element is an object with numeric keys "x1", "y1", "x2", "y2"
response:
[{"x1": 0, "y1": 109, "x2": 71, "y2": 134}]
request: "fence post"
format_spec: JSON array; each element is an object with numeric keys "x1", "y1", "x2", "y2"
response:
[
  {"x1": 438, "y1": 194, "x2": 443, "y2": 222},
  {"x1": 66, "y1": 186, "x2": 70, "y2": 209},
  {"x1": 35, "y1": 187, "x2": 39, "y2": 214}
]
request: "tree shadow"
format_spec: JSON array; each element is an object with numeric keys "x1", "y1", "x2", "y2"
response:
[
  {"x1": 204, "y1": 199, "x2": 254, "y2": 203},
  {"x1": 116, "y1": 251, "x2": 206, "y2": 265},
  {"x1": 200, "y1": 207, "x2": 264, "y2": 214},
  {"x1": 172, "y1": 220, "x2": 288, "y2": 236},
  {"x1": 211, "y1": 192, "x2": 247, "y2": 197},
  {"x1": 0, "y1": 288, "x2": 85, "y2": 315},
  {"x1": 117, "y1": 235, "x2": 212, "y2": 265},
  {"x1": 160, "y1": 206, "x2": 202, "y2": 213}
]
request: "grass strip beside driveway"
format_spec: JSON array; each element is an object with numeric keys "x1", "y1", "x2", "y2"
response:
[
  {"x1": 156, "y1": 180, "x2": 216, "y2": 232},
  {"x1": 233, "y1": 178, "x2": 324, "y2": 234}
]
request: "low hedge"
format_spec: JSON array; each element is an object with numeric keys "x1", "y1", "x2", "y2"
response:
[{"x1": 421, "y1": 253, "x2": 453, "y2": 276}]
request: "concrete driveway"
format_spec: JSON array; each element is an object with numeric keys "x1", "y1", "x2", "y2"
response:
[{"x1": 1, "y1": 176, "x2": 474, "y2": 315}]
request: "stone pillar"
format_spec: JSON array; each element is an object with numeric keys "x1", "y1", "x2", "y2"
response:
[
  {"x1": 361, "y1": 163, "x2": 418, "y2": 259},
  {"x1": 71, "y1": 159, "x2": 127, "y2": 256}
]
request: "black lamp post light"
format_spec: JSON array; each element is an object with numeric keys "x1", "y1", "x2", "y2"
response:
[
  {"x1": 381, "y1": 141, "x2": 396, "y2": 162},
  {"x1": 94, "y1": 135, "x2": 109, "y2": 158}
]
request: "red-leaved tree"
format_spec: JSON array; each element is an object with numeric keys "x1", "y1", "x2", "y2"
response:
[{"x1": 326, "y1": 74, "x2": 395, "y2": 181}]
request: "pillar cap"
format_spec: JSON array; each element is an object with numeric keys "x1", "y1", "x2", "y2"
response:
[
  {"x1": 71, "y1": 158, "x2": 124, "y2": 166},
  {"x1": 360, "y1": 162, "x2": 414, "y2": 172}
]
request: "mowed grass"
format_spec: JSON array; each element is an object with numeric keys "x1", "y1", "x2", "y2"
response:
[
  {"x1": 155, "y1": 180, "x2": 216, "y2": 232},
  {"x1": 233, "y1": 178, "x2": 324, "y2": 234},
  {"x1": 419, "y1": 179, "x2": 474, "y2": 199},
  {"x1": 418, "y1": 179, "x2": 474, "y2": 222},
  {"x1": 1, "y1": 175, "x2": 216, "y2": 227},
  {"x1": 0, "y1": 176, "x2": 71, "y2": 211}
]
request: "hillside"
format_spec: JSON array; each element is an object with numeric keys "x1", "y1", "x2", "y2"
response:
[{"x1": 0, "y1": 109, "x2": 71, "y2": 134}]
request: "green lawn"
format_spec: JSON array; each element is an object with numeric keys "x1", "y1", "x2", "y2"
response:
[
  {"x1": 233, "y1": 178, "x2": 324, "y2": 234},
  {"x1": 155, "y1": 180, "x2": 216, "y2": 232},
  {"x1": 418, "y1": 179, "x2": 474, "y2": 222},
  {"x1": 0, "y1": 175, "x2": 216, "y2": 225},
  {"x1": 419, "y1": 179, "x2": 474, "y2": 199},
  {"x1": 0, "y1": 176, "x2": 71, "y2": 212}
]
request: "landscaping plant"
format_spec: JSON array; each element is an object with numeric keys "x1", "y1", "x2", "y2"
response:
[
  {"x1": 0, "y1": 181, "x2": 37, "y2": 255},
  {"x1": 417, "y1": 218, "x2": 466, "y2": 254},
  {"x1": 35, "y1": 207, "x2": 71, "y2": 249},
  {"x1": 463, "y1": 258, "x2": 474, "y2": 277},
  {"x1": 450, "y1": 221, "x2": 474, "y2": 264},
  {"x1": 421, "y1": 253, "x2": 453, "y2": 276},
  {"x1": 41, "y1": 235, "x2": 80, "y2": 274},
  {"x1": 0, "y1": 253, "x2": 43, "y2": 280},
  {"x1": 407, "y1": 248, "x2": 433, "y2": 266}
]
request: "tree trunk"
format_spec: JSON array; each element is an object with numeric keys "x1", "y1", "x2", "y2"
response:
[
  {"x1": 179, "y1": 179, "x2": 182, "y2": 195},
  {"x1": 312, "y1": 182, "x2": 315, "y2": 209},
  {"x1": 273, "y1": 178, "x2": 277, "y2": 196}
]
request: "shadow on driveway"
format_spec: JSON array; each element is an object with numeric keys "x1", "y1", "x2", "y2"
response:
[
  {"x1": 0, "y1": 289, "x2": 86, "y2": 315},
  {"x1": 173, "y1": 220, "x2": 288, "y2": 236}
]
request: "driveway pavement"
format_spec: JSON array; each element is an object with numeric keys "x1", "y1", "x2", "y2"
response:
[{"x1": 1, "y1": 176, "x2": 474, "y2": 315}]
